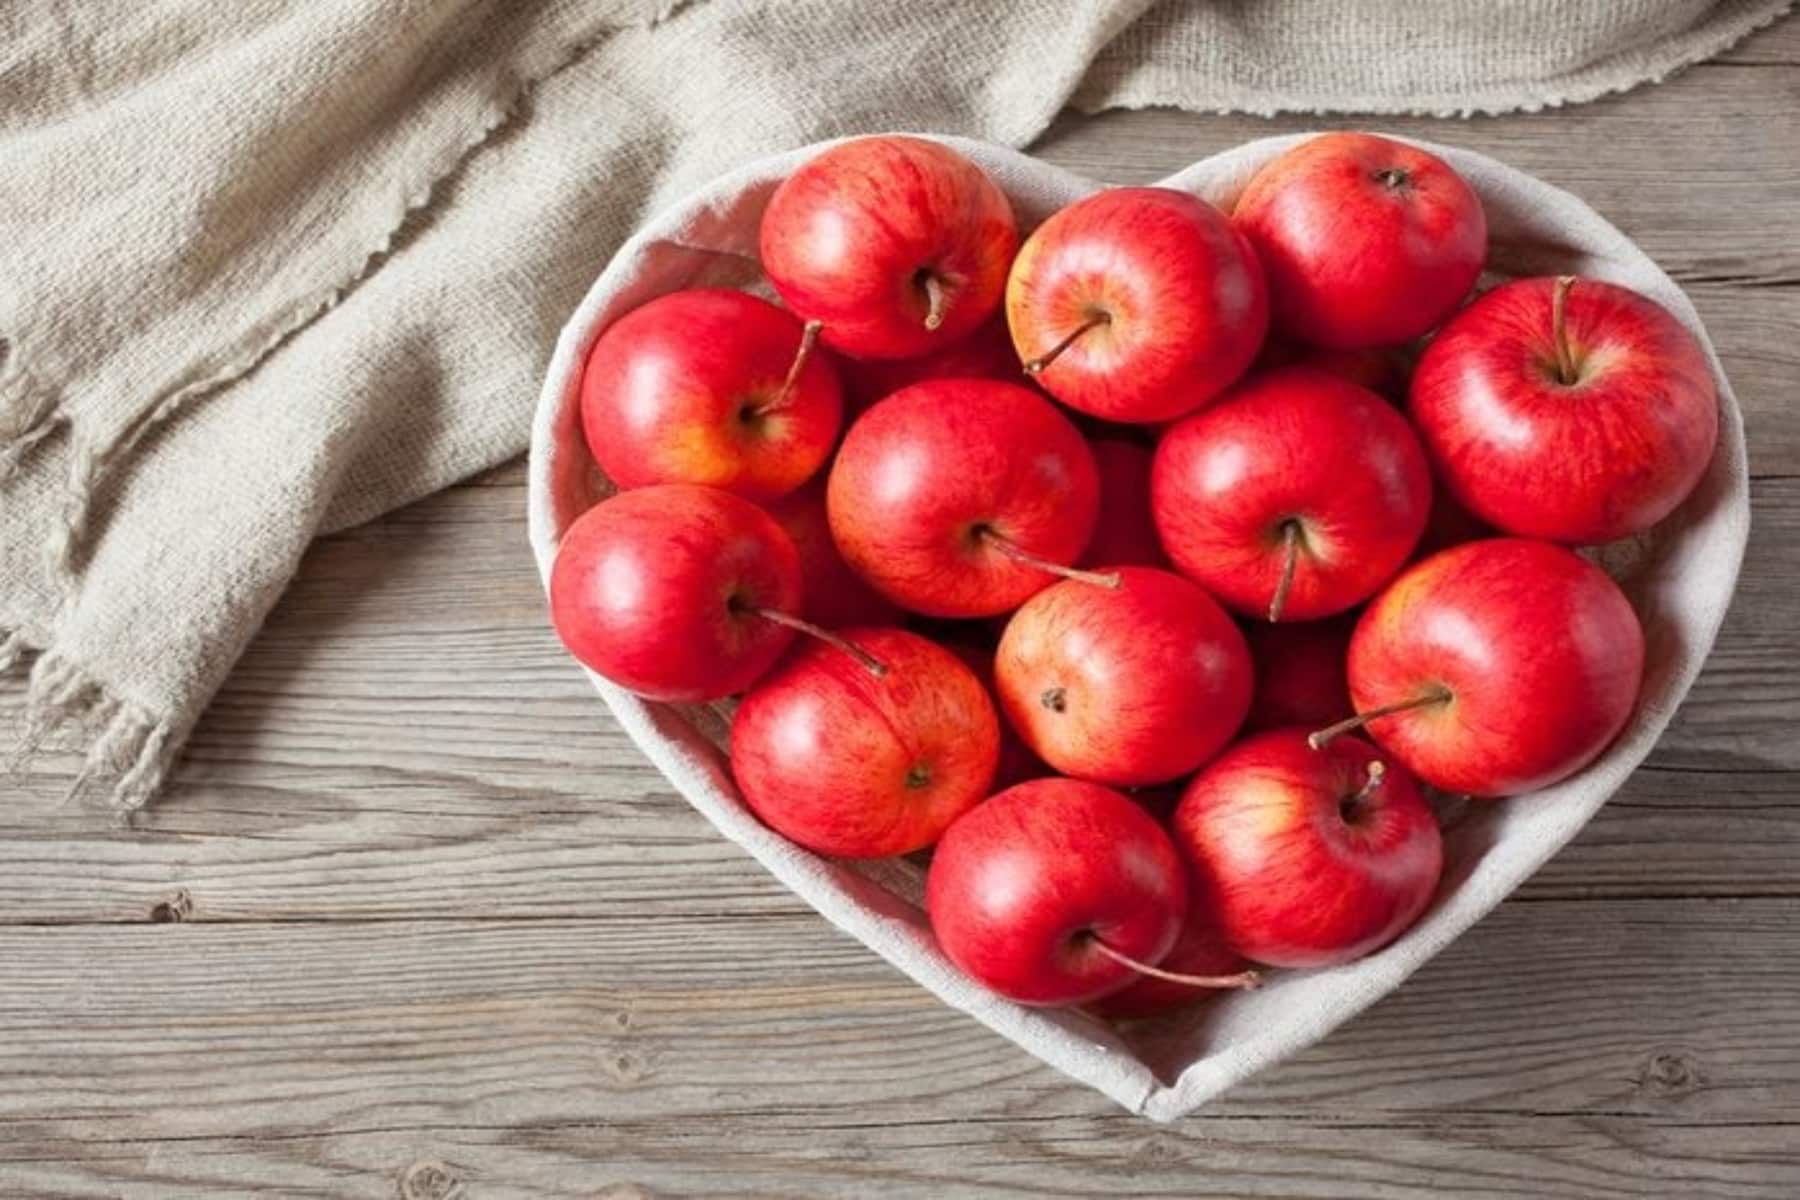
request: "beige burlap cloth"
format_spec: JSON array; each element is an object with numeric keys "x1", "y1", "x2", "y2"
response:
[{"x1": 0, "y1": 0, "x2": 1788, "y2": 805}]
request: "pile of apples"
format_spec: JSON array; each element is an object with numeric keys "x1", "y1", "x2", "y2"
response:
[{"x1": 550, "y1": 133, "x2": 1719, "y2": 1016}]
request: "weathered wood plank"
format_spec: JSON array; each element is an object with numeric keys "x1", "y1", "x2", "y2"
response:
[
  {"x1": 3, "y1": 1116, "x2": 1797, "y2": 1200},
  {"x1": 1, "y1": 762, "x2": 1795, "y2": 925},
  {"x1": 0, "y1": 901, "x2": 1789, "y2": 1128},
  {"x1": 0, "y1": 898, "x2": 1793, "y2": 1196},
  {"x1": 1713, "y1": 9, "x2": 1800, "y2": 63}
]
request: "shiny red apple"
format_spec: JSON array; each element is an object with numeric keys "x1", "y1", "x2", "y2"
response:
[
  {"x1": 731, "y1": 628, "x2": 999, "y2": 858},
  {"x1": 1328, "y1": 538, "x2": 1646, "y2": 796},
  {"x1": 1174, "y1": 728, "x2": 1443, "y2": 968},
  {"x1": 1081, "y1": 439, "x2": 1168, "y2": 568},
  {"x1": 761, "y1": 136, "x2": 1018, "y2": 360},
  {"x1": 763, "y1": 479, "x2": 900, "y2": 629},
  {"x1": 928, "y1": 778, "x2": 1253, "y2": 1006},
  {"x1": 995, "y1": 566, "x2": 1252, "y2": 786},
  {"x1": 1152, "y1": 367, "x2": 1432, "y2": 622},
  {"x1": 837, "y1": 314, "x2": 1020, "y2": 414},
  {"x1": 1243, "y1": 614, "x2": 1354, "y2": 732},
  {"x1": 579, "y1": 289, "x2": 841, "y2": 501},
  {"x1": 1005, "y1": 187, "x2": 1268, "y2": 423},
  {"x1": 549, "y1": 484, "x2": 800, "y2": 701},
  {"x1": 827, "y1": 378, "x2": 1106, "y2": 618},
  {"x1": 1233, "y1": 132, "x2": 1486, "y2": 349},
  {"x1": 1408, "y1": 275, "x2": 1719, "y2": 545}
]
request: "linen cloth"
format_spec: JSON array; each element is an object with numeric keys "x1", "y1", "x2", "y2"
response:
[
  {"x1": 0, "y1": 0, "x2": 1787, "y2": 801},
  {"x1": 525, "y1": 132, "x2": 1749, "y2": 1120}
]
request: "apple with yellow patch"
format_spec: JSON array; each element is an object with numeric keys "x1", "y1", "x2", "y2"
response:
[{"x1": 579, "y1": 289, "x2": 842, "y2": 502}]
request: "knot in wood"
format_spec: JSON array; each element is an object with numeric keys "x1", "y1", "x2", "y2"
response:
[
  {"x1": 1640, "y1": 1049, "x2": 1702, "y2": 1096},
  {"x1": 148, "y1": 889, "x2": 192, "y2": 923},
  {"x1": 399, "y1": 1159, "x2": 461, "y2": 1200}
]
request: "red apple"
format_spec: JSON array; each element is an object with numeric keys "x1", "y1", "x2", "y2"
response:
[
  {"x1": 928, "y1": 778, "x2": 1253, "y2": 1006},
  {"x1": 1408, "y1": 276, "x2": 1719, "y2": 545},
  {"x1": 761, "y1": 136, "x2": 1018, "y2": 360},
  {"x1": 763, "y1": 479, "x2": 900, "y2": 629},
  {"x1": 995, "y1": 566, "x2": 1252, "y2": 786},
  {"x1": 1089, "y1": 878, "x2": 1255, "y2": 1019},
  {"x1": 1005, "y1": 187, "x2": 1268, "y2": 423},
  {"x1": 731, "y1": 628, "x2": 999, "y2": 858},
  {"x1": 1233, "y1": 132, "x2": 1486, "y2": 349},
  {"x1": 579, "y1": 289, "x2": 841, "y2": 501},
  {"x1": 827, "y1": 378, "x2": 1106, "y2": 618},
  {"x1": 1413, "y1": 482, "x2": 1494, "y2": 560},
  {"x1": 837, "y1": 314, "x2": 1020, "y2": 414},
  {"x1": 1243, "y1": 614, "x2": 1354, "y2": 732},
  {"x1": 1152, "y1": 367, "x2": 1432, "y2": 622},
  {"x1": 1174, "y1": 728, "x2": 1443, "y2": 968},
  {"x1": 940, "y1": 636, "x2": 1048, "y2": 789},
  {"x1": 1081, "y1": 439, "x2": 1168, "y2": 568},
  {"x1": 1327, "y1": 538, "x2": 1646, "y2": 796},
  {"x1": 549, "y1": 484, "x2": 800, "y2": 701},
  {"x1": 1257, "y1": 337, "x2": 1410, "y2": 402}
]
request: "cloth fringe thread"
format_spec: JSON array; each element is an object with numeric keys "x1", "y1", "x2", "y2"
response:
[{"x1": 2, "y1": 627, "x2": 172, "y2": 812}]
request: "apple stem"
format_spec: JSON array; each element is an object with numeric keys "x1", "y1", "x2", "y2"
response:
[
  {"x1": 1551, "y1": 275, "x2": 1579, "y2": 385},
  {"x1": 921, "y1": 273, "x2": 948, "y2": 331},
  {"x1": 743, "y1": 605, "x2": 887, "y2": 678},
  {"x1": 770, "y1": 319, "x2": 824, "y2": 411},
  {"x1": 1350, "y1": 760, "x2": 1387, "y2": 804},
  {"x1": 1307, "y1": 687, "x2": 1453, "y2": 751},
  {"x1": 1089, "y1": 939, "x2": 1263, "y2": 991},
  {"x1": 1268, "y1": 520, "x2": 1301, "y2": 623},
  {"x1": 977, "y1": 527, "x2": 1122, "y2": 589},
  {"x1": 1023, "y1": 312, "x2": 1110, "y2": 376}
]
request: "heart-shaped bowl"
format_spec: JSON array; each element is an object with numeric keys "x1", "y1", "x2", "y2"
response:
[{"x1": 526, "y1": 133, "x2": 1749, "y2": 1122}]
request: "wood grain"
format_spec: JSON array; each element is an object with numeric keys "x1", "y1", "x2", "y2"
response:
[
  {"x1": 3, "y1": 15, "x2": 1798, "y2": 1198},
  {"x1": 0, "y1": 900, "x2": 1795, "y2": 1196}
]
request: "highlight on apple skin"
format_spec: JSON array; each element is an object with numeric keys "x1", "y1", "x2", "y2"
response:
[
  {"x1": 1152, "y1": 366, "x2": 1433, "y2": 623},
  {"x1": 1336, "y1": 538, "x2": 1646, "y2": 797},
  {"x1": 1006, "y1": 186, "x2": 1268, "y2": 424},
  {"x1": 761, "y1": 136, "x2": 1019, "y2": 361},
  {"x1": 549, "y1": 484, "x2": 802, "y2": 703},
  {"x1": 1408, "y1": 275, "x2": 1719, "y2": 545},
  {"x1": 995, "y1": 565, "x2": 1252, "y2": 787},
  {"x1": 580, "y1": 288, "x2": 842, "y2": 502},
  {"x1": 1232, "y1": 131, "x2": 1487, "y2": 350},
  {"x1": 826, "y1": 378, "x2": 1103, "y2": 618},
  {"x1": 1174, "y1": 728, "x2": 1444, "y2": 969},
  {"x1": 926, "y1": 778, "x2": 1190, "y2": 1007},
  {"x1": 731, "y1": 627, "x2": 1000, "y2": 859}
]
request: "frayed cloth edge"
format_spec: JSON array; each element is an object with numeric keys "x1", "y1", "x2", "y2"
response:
[
  {"x1": 2, "y1": 627, "x2": 174, "y2": 812},
  {"x1": 1069, "y1": 0, "x2": 1794, "y2": 119}
]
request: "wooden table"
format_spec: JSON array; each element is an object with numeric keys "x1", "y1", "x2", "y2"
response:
[{"x1": 6, "y1": 19, "x2": 1797, "y2": 1198}]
